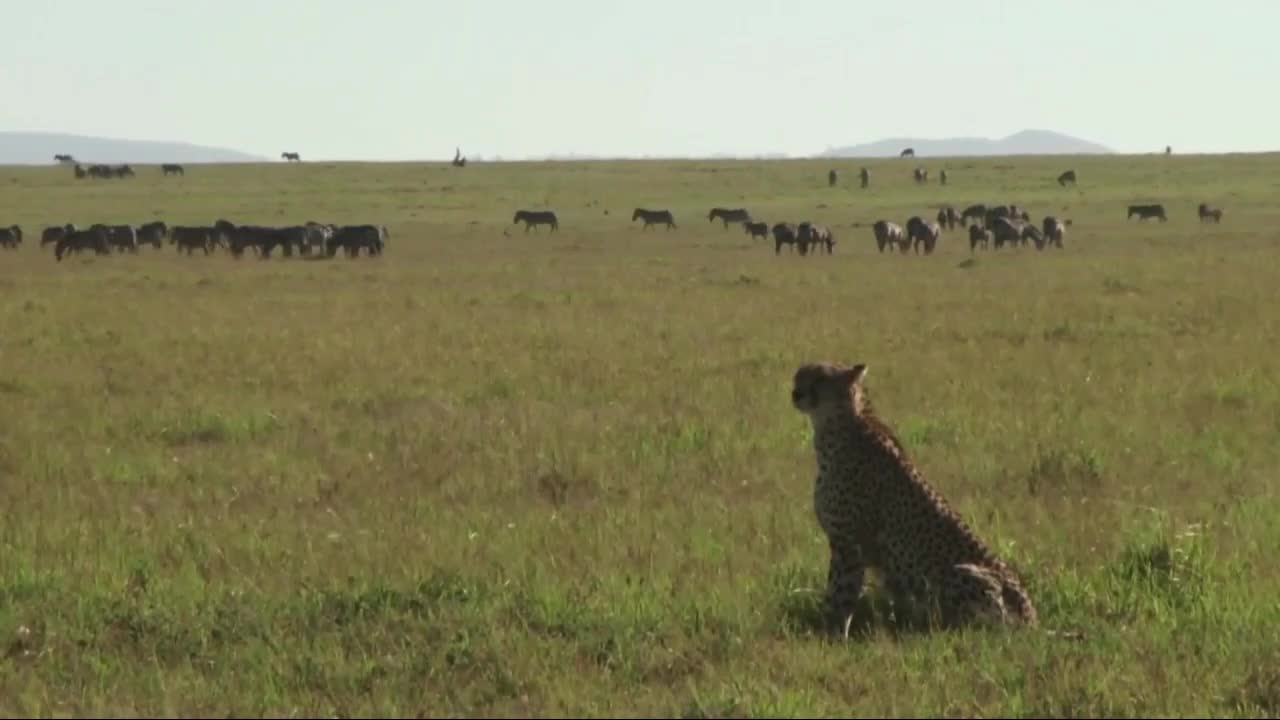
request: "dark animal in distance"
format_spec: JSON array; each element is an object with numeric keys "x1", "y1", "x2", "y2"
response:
[
  {"x1": 281, "y1": 152, "x2": 301, "y2": 162},
  {"x1": 161, "y1": 163, "x2": 184, "y2": 176},
  {"x1": 859, "y1": 167, "x2": 870, "y2": 188},
  {"x1": 513, "y1": 210, "x2": 559, "y2": 233},
  {"x1": 743, "y1": 221, "x2": 769, "y2": 241},
  {"x1": 1198, "y1": 203, "x2": 1223, "y2": 223},
  {"x1": 1128, "y1": 204, "x2": 1167, "y2": 222},
  {"x1": 1057, "y1": 170, "x2": 1077, "y2": 186},
  {"x1": 707, "y1": 207, "x2": 751, "y2": 229},
  {"x1": 828, "y1": 169, "x2": 838, "y2": 187},
  {"x1": 632, "y1": 208, "x2": 677, "y2": 230},
  {"x1": 900, "y1": 147, "x2": 915, "y2": 158}
]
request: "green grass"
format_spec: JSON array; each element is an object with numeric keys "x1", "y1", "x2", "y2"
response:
[{"x1": 1, "y1": 152, "x2": 1280, "y2": 716}]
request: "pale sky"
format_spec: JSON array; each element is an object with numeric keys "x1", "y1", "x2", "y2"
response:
[{"x1": 3, "y1": 0, "x2": 1275, "y2": 160}]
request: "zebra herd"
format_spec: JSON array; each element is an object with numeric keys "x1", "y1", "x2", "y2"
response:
[{"x1": 1, "y1": 220, "x2": 389, "y2": 262}]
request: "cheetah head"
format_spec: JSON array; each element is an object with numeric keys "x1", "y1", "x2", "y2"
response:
[{"x1": 791, "y1": 362, "x2": 868, "y2": 416}]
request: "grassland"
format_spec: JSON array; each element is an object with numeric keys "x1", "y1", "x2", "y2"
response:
[{"x1": 1, "y1": 152, "x2": 1279, "y2": 717}]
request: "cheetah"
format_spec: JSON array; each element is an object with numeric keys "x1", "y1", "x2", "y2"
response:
[{"x1": 790, "y1": 361, "x2": 1038, "y2": 638}]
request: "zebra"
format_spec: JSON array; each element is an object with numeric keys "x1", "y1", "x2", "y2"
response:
[
  {"x1": 513, "y1": 210, "x2": 558, "y2": 233},
  {"x1": 940, "y1": 169, "x2": 948, "y2": 186},
  {"x1": 1057, "y1": 170, "x2": 1077, "y2": 186},
  {"x1": 828, "y1": 169, "x2": 838, "y2": 187},
  {"x1": 905, "y1": 216, "x2": 941, "y2": 254},
  {"x1": 161, "y1": 163, "x2": 185, "y2": 176},
  {"x1": 859, "y1": 167, "x2": 870, "y2": 188},
  {"x1": 913, "y1": 167, "x2": 929, "y2": 184},
  {"x1": 743, "y1": 221, "x2": 769, "y2": 241},
  {"x1": 968, "y1": 224, "x2": 991, "y2": 252},
  {"x1": 281, "y1": 152, "x2": 301, "y2": 162},
  {"x1": 772, "y1": 222, "x2": 798, "y2": 255},
  {"x1": 1042, "y1": 216, "x2": 1066, "y2": 248},
  {"x1": 707, "y1": 207, "x2": 751, "y2": 229},
  {"x1": 872, "y1": 220, "x2": 908, "y2": 254},
  {"x1": 631, "y1": 208, "x2": 677, "y2": 230},
  {"x1": 900, "y1": 147, "x2": 915, "y2": 158}
]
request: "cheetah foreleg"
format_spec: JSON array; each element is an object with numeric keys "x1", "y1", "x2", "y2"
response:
[{"x1": 825, "y1": 537, "x2": 866, "y2": 640}]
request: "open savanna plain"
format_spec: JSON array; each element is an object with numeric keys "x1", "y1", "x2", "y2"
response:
[{"x1": 1, "y1": 152, "x2": 1280, "y2": 717}]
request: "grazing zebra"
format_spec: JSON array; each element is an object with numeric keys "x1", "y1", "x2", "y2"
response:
[
  {"x1": 743, "y1": 221, "x2": 768, "y2": 241},
  {"x1": 1042, "y1": 216, "x2": 1066, "y2": 248},
  {"x1": 513, "y1": 209, "x2": 559, "y2": 233},
  {"x1": 900, "y1": 147, "x2": 915, "y2": 158},
  {"x1": 990, "y1": 217, "x2": 1024, "y2": 249},
  {"x1": 631, "y1": 208, "x2": 677, "y2": 230},
  {"x1": 1057, "y1": 170, "x2": 1077, "y2": 186},
  {"x1": 161, "y1": 163, "x2": 184, "y2": 176},
  {"x1": 799, "y1": 222, "x2": 835, "y2": 254},
  {"x1": 707, "y1": 207, "x2": 751, "y2": 229},
  {"x1": 1128, "y1": 204, "x2": 1167, "y2": 222},
  {"x1": 936, "y1": 206, "x2": 959, "y2": 231},
  {"x1": 281, "y1": 152, "x2": 301, "y2": 162},
  {"x1": 913, "y1": 167, "x2": 929, "y2": 184},
  {"x1": 828, "y1": 169, "x2": 838, "y2": 187},
  {"x1": 859, "y1": 167, "x2": 870, "y2": 188},
  {"x1": 872, "y1": 220, "x2": 908, "y2": 254},
  {"x1": 1198, "y1": 203, "x2": 1223, "y2": 223},
  {"x1": 968, "y1": 224, "x2": 991, "y2": 252},
  {"x1": 906, "y1": 216, "x2": 941, "y2": 254}
]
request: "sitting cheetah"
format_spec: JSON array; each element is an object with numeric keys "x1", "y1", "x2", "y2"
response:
[{"x1": 790, "y1": 361, "x2": 1038, "y2": 638}]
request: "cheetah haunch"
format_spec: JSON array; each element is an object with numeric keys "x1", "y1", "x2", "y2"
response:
[{"x1": 791, "y1": 362, "x2": 1037, "y2": 638}]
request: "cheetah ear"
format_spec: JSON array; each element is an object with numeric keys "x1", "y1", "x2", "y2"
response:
[{"x1": 844, "y1": 364, "x2": 868, "y2": 384}]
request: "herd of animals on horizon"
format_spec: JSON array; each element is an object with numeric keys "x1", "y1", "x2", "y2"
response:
[{"x1": 6, "y1": 146, "x2": 1227, "y2": 263}]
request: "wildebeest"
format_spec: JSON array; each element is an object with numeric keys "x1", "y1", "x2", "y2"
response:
[
  {"x1": 54, "y1": 154, "x2": 75, "y2": 164},
  {"x1": 743, "y1": 221, "x2": 768, "y2": 241},
  {"x1": 859, "y1": 167, "x2": 870, "y2": 188},
  {"x1": 968, "y1": 224, "x2": 991, "y2": 252},
  {"x1": 171, "y1": 226, "x2": 218, "y2": 255},
  {"x1": 913, "y1": 167, "x2": 929, "y2": 184},
  {"x1": 828, "y1": 169, "x2": 838, "y2": 187},
  {"x1": 960, "y1": 204, "x2": 986, "y2": 226},
  {"x1": 990, "y1": 217, "x2": 1023, "y2": 249},
  {"x1": 798, "y1": 222, "x2": 834, "y2": 254},
  {"x1": 452, "y1": 147, "x2": 467, "y2": 168},
  {"x1": 161, "y1": 163, "x2": 185, "y2": 176},
  {"x1": 936, "y1": 206, "x2": 959, "y2": 231},
  {"x1": 631, "y1": 208, "x2": 677, "y2": 230},
  {"x1": 1198, "y1": 203, "x2": 1223, "y2": 223},
  {"x1": 900, "y1": 147, "x2": 915, "y2": 158},
  {"x1": 0, "y1": 225, "x2": 21, "y2": 249},
  {"x1": 55, "y1": 228, "x2": 110, "y2": 261},
  {"x1": 1128, "y1": 204, "x2": 1167, "y2": 222},
  {"x1": 91, "y1": 224, "x2": 138, "y2": 253},
  {"x1": 772, "y1": 222, "x2": 798, "y2": 255},
  {"x1": 1042, "y1": 216, "x2": 1066, "y2": 248},
  {"x1": 513, "y1": 210, "x2": 559, "y2": 233},
  {"x1": 74, "y1": 164, "x2": 87, "y2": 179},
  {"x1": 1057, "y1": 170, "x2": 1077, "y2": 186},
  {"x1": 872, "y1": 220, "x2": 908, "y2": 254},
  {"x1": 940, "y1": 169, "x2": 948, "y2": 186},
  {"x1": 905, "y1": 216, "x2": 941, "y2": 254},
  {"x1": 708, "y1": 207, "x2": 751, "y2": 229},
  {"x1": 41, "y1": 224, "x2": 74, "y2": 247},
  {"x1": 137, "y1": 221, "x2": 168, "y2": 248},
  {"x1": 326, "y1": 225, "x2": 386, "y2": 258},
  {"x1": 281, "y1": 152, "x2": 301, "y2": 162}
]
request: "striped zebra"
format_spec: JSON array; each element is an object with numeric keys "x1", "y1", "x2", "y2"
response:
[
  {"x1": 513, "y1": 210, "x2": 559, "y2": 233},
  {"x1": 872, "y1": 220, "x2": 908, "y2": 254},
  {"x1": 631, "y1": 208, "x2": 677, "y2": 230},
  {"x1": 708, "y1": 207, "x2": 751, "y2": 229}
]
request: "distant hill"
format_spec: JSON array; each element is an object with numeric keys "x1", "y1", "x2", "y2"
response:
[
  {"x1": 0, "y1": 131, "x2": 267, "y2": 165},
  {"x1": 819, "y1": 129, "x2": 1113, "y2": 158}
]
